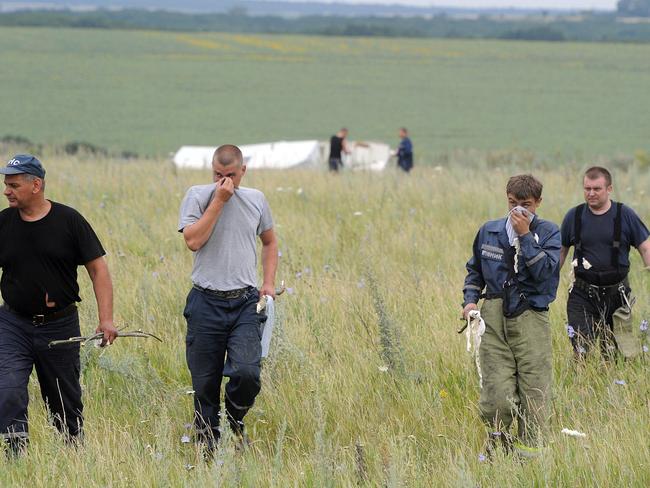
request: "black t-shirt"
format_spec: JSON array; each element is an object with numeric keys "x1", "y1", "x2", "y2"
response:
[
  {"x1": 329, "y1": 135, "x2": 343, "y2": 159},
  {"x1": 0, "y1": 201, "x2": 105, "y2": 315},
  {"x1": 561, "y1": 201, "x2": 649, "y2": 272}
]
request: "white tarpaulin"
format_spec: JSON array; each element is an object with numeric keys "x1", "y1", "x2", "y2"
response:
[
  {"x1": 173, "y1": 140, "x2": 392, "y2": 171},
  {"x1": 173, "y1": 140, "x2": 321, "y2": 170}
]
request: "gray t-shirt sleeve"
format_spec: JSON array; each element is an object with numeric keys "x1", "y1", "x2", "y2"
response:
[
  {"x1": 257, "y1": 196, "x2": 274, "y2": 235},
  {"x1": 178, "y1": 187, "x2": 204, "y2": 233}
]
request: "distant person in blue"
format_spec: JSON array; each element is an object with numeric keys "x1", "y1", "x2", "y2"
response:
[
  {"x1": 560, "y1": 167, "x2": 650, "y2": 359},
  {"x1": 328, "y1": 128, "x2": 350, "y2": 172},
  {"x1": 395, "y1": 127, "x2": 413, "y2": 172}
]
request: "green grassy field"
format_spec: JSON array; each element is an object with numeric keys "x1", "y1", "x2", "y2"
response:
[
  {"x1": 0, "y1": 156, "x2": 648, "y2": 486},
  {"x1": 1, "y1": 27, "x2": 650, "y2": 160}
]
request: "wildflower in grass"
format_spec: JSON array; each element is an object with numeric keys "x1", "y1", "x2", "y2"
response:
[
  {"x1": 478, "y1": 454, "x2": 487, "y2": 463},
  {"x1": 378, "y1": 365, "x2": 388, "y2": 372},
  {"x1": 286, "y1": 287, "x2": 295, "y2": 295},
  {"x1": 566, "y1": 324, "x2": 576, "y2": 339},
  {"x1": 614, "y1": 379, "x2": 626, "y2": 386},
  {"x1": 181, "y1": 435, "x2": 191, "y2": 443},
  {"x1": 642, "y1": 345, "x2": 648, "y2": 353},
  {"x1": 577, "y1": 346, "x2": 587, "y2": 354},
  {"x1": 561, "y1": 428, "x2": 587, "y2": 438},
  {"x1": 357, "y1": 279, "x2": 365, "y2": 289},
  {"x1": 278, "y1": 250, "x2": 282, "y2": 257},
  {"x1": 439, "y1": 389, "x2": 448, "y2": 399},
  {"x1": 295, "y1": 271, "x2": 302, "y2": 278},
  {"x1": 353, "y1": 211, "x2": 363, "y2": 216},
  {"x1": 640, "y1": 319, "x2": 648, "y2": 332}
]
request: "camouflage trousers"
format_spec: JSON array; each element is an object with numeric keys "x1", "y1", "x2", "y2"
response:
[{"x1": 478, "y1": 299, "x2": 552, "y2": 446}]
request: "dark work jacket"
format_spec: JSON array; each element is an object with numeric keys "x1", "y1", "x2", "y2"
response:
[{"x1": 463, "y1": 216, "x2": 561, "y2": 316}]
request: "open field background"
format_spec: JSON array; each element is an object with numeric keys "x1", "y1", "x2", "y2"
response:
[
  {"x1": 0, "y1": 157, "x2": 649, "y2": 486},
  {"x1": 1, "y1": 27, "x2": 650, "y2": 160}
]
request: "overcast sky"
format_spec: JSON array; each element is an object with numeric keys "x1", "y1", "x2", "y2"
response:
[{"x1": 281, "y1": 0, "x2": 617, "y2": 10}]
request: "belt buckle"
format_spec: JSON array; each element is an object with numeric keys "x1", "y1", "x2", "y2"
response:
[{"x1": 32, "y1": 314, "x2": 45, "y2": 326}]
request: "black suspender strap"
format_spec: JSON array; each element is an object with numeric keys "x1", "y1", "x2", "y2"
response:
[
  {"x1": 573, "y1": 203, "x2": 585, "y2": 262},
  {"x1": 612, "y1": 201, "x2": 623, "y2": 270}
]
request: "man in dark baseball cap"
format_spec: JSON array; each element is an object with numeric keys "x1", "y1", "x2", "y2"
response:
[
  {"x1": 0, "y1": 153, "x2": 117, "y2": 457},
  {"x1": 0, "y1": 154, "x2": 46, "y2": 179}
]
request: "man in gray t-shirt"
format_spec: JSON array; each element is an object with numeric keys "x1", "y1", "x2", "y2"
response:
[{"x1": 178, "y1": 144, "x2": 278, "y2": 453}]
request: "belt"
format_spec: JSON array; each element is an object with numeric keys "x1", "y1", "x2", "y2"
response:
[
  {"x1": 573, "y1": 277, "x2": 625, "y2": 295},
  {"x1": 3, "y1": 303, "x2": 77, "y2": 326},
  {"x1": 192, "y1": 285, "x2": 252, "y2": 299}
]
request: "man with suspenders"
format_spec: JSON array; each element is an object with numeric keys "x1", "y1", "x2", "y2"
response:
[{"x1": 560, "y1": 167, "x2": 650, "y2": 358}]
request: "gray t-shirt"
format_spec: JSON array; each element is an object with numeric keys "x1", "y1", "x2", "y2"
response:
[{"x1": 178, "y1": 184, "x2": 274, "y2": 291}]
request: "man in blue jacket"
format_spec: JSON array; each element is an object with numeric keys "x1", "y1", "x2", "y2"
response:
[{"x1": 462, "y1": 174, "x2": 561, "y2": 457}]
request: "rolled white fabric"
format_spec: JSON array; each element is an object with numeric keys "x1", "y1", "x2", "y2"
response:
[
  {"x1": 466, "y1": 310, "x2": 486, "y2": 388},
  {"x1": 260, "y1": 296, "x2": 275, "y2": 358}
]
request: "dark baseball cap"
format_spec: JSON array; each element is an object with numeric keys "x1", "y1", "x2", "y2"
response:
[{"x1": 0, "y1": 154, "x2": 46, "y2": 179}]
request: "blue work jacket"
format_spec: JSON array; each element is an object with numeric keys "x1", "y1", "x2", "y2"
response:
[{"x1": 462, "y1": 216, "x2": 561, "y2": 316}]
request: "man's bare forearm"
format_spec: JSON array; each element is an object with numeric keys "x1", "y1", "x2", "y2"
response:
[
  {"x1": 261, "y1": 239, "x2": 279, "y2": 288},
  {"x1": 183, "y1": 199, "x2": 225, "y2": 251},
  {"x1": 559, "y1": 246, "x2": 569, "y2": 270},
  {"x1": 86, "y1": 257, "x2": 113, "y2": 325}
]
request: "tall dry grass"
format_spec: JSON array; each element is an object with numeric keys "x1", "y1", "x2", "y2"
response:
[{"x1": 0, "y1": 155, "x2": 649, "y2": 487}]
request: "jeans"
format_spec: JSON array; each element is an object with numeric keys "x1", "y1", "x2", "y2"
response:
[
  {"x1": 183, "y1": 287, "x2": 265, "y2": 443},
  {"x1": 0, "y1": 306, "x2": 83, "y2": 446}
]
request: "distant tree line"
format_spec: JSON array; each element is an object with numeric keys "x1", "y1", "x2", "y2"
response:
[
  {"x1": 2, "y1": 9, "x2": 650, "y2": 42},
  {"x1": 618, "y1": 0, "x2": 650, "y2": 16}
]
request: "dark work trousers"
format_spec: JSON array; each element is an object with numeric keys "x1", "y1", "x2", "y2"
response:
[
  {"x1": 328, "y1": 158, "x2": 342, "y2": 172},
  {"x1": 0, "y1": 306, "x2": 83, "y2": 447},
  {"x1": 183, "y1": 287, "x2": 264, "y2": 444},
  {"x1": 567, "y1": 285, "x2": 626, "y2": 358}
]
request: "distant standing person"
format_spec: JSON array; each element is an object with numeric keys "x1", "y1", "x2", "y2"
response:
[
  {"x1": 462, "y1": 174, "x2": 560, "y2": 457},
  {"x1": 329, "y1": 128, "x2": 350, "y2": 172},
  {"x1": 0, "y1": 154, "x2": 117, "y2": 456},
  {"x1": 178, "y1": 144, "x2": 278, "y2": 454},
  {"x1": 396, "y1": 127, "x2": 413, "y2": 172},
  {"x1": 560, "y1": 167, "x2": 650, "y2": 359}
]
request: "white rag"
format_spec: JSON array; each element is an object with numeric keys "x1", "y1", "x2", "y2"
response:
[
  {"x1": 466, "y1": 310, "x2": 486, "y2": 388},
  {"x1": 506, "y1": 206, "x2": 535, "y2": 273},
  {"x1": 260, "y1": 296, "x2": 275, "y2": 358}
]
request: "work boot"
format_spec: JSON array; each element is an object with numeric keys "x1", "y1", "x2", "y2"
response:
[
  {"x1": 196, "y1": 428, "x2": 220, "y2": 461},
  {"x1": 483, "y1": 431, "x2": 513, "y2": 461},
  {"x1": 228, "y1": 418, "x2": 249, "y2": 451}
]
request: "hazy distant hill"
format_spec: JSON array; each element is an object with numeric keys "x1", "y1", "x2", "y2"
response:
[{"x1": 0, "y1": 0, "x2": 585, "y2": 17}]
